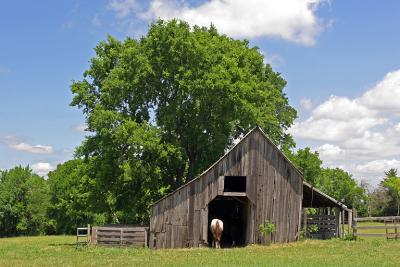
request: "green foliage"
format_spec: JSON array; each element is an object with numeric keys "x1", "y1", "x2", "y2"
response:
[
  {"x1": 381, "y1": 169, "x2": 400, "y2": 216},
  {"x1": 366, "y1": 169, "x2": 400, "y2": 216},
  {"x1": 259, "y1": 220, "x2": 276, "y2": 236},
  {"x1": 384, "y1": 168, "x2": 398, "y2": 178},
  {"x1": 87, "y1": 120, "x2": 185, "y2": 224},
  {"x1": 305, "y1": 208, "x2": 317, "y2": 215},
  {"x1": 0, "y1": 166, "x2": 50, "y2": 236},
  {"x1": 47, "y1": 159, "x2": 105, "y2": 234},
  {"x1": 289, "y1": 147, "x2": 322, "y2": 185},
  {"x1": 308, "y1": 224, "x2": 319, "y2": 234},
  {"x1": 71, "y1": 19, "x2": 297, "y2": 181},
  {"x1": 367, "y1": 186, "x2": 390, "y2": 216},
  {"x1": 317, "y1": 168, "x2": 368, "y2": 215}
]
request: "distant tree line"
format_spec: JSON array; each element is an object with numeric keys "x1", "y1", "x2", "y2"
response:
[
  {"x1": 368, "y1": 169, "x2": 400, "y2": 216},
  {"x1": 286, "y1": 147, "x2": 400, "y2": 217},
  {"x1": 3, "y1": 157, "x2": 398, "y2": 236}
]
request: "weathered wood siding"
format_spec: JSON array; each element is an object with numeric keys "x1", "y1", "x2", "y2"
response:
[
  {"x1": 92, "y1": 226, "x2": 148, "y2": 247},
  {"x1": 150, "y1": 128, "x2": 303, "y2": 248}
]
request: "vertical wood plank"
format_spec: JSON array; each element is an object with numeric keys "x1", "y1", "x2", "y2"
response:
[{"x1": 193, "y1": 210, "x2": 200, "y2": 247}]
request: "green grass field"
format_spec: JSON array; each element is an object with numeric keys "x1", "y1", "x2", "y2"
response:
[{"x1": 1, "y1": 230, "x2": 399, "y2": 267}]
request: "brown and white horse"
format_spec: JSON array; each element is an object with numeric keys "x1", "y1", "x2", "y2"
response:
[{"x1": 210, "y1": 219, "x2": 223, "y2": 249}]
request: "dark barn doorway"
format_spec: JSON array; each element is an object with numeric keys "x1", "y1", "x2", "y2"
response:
[{"x1": 208, "y1": 196, "x2": 248, "y2": 248}]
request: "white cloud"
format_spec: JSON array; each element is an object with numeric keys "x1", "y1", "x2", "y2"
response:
[
  {"x1": 109, "y1": 0, "x2": 329, "y2": 45},
  {"x1": 11, "y1": 143, "x2": 53, "y2": 154},
  {"x1": 262, "y1": 51, "x2": 285, "y2": 68},
  {"x1": 32, "y1": 162, "x2": 54, "y2": 177},
  {"x1": 313, "y1": 96, "x2": 377, "y2": 120},
  {"x1": 317, "y1": 143, "x2": 345, "y2": 161},
  {"x1": 355, "y1": 159, "x2": 400, "y2": 176},
  {"x1": 300, "y1": 98, "x2": 313, "y2": 110},
  {"x1": 92, "y1": 14, "x2": 102, "y2": 27},
  {"x1": 291, "y1": 69, "x2": 400, "y2": 186},
  {"x1": 72, "y1": 123, "x2": 87, "y2": 133},
  {"x1": 359, "y1": 70, "x2": 400, "y2": 113},
  {"x1": 290, "y1": 70, "x2": 400, "y2": 143},
  {"x1": 351, "y1": 159, "x2": 400, "y2": 186},
  {"x1": 108, "y1": 0, "x2": 139, "y2": 18},
  {"x1": 62, "y1": 20, "x2": 75, "y2": 30},
  {"x1": 1, "y1": 136, "x2": 53, "y2": 154},
  {"x1": 290, "y1": 116, "x2": 386, "y2": 142}
]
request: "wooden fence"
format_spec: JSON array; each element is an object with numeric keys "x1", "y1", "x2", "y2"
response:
[
  {"x1": 76, "y1": 225, "x2": 91, "y2": 248},
  {"x1": 91, "y1": 226, "x2": 149, "y2": 247},
  {"x1": 353, "y1": 216, "x2": 400, "y2": 240},
  {"x1": 304, "y1": 214, "x2": 339, "y2": 239}
]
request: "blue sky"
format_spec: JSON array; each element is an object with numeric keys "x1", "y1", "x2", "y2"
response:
[{"x1": 1, "y1": 0, "x2": 399, "y2": 186}]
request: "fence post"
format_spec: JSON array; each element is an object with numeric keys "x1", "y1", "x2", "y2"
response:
[
  {"x1": 92, "y1": 227, "x2": 97, "y2": 245},
  {"x1": 352, "y1": 208, "x2": 357, "y2": 240},
  {"x1": 348, "y1": 209, "x2": 352, "y2": 235},
  {"x1": 303, "y1": 209, "x2": 307, "y2": 238},
  {"x1": 144, "y1": 228, "x2": 148, "y2": 248},
  {"x1": 87, "y1": 224, "x2": 91, "y2": 245},
  {"x1": 120, "y1": 229, "x2": 123, "y2": 247}
]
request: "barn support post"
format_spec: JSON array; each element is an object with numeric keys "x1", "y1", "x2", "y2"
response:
[
  {"x1": 341, "y1": 210, "x2": 345, "y2": 238},
  {"x1": 348, "y1": 209, "x2": 352, "y2": 236},
  {"x1": 297, "y1": 200, "x2": 303, "y2": 241},
  {"x1": 303, "y1": 209, "x2": 307, "y2": 238},
  {"x1": 335, "y1": 207, "x2": 340, "y2": 238}
]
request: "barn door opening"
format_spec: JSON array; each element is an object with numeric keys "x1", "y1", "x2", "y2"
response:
[{"x1": 207, "y1": 196, "x2": 248, "y2": 248}]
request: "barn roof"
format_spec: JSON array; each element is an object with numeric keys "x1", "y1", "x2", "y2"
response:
[
  {"x1": 151, "y1": 126, "x2": 348, "y2": 210},
  {"x1": 303, "y1": 181, "x2": 349, "y2": 210}
]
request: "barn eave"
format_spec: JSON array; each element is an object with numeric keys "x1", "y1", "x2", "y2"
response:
[{"x1": 303, "y1": 181, "x2": 349, "y2": 211}]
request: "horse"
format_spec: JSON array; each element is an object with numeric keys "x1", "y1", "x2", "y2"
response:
[{"x1": 210, "y1": 218, "x2": 223, "y2": 249}]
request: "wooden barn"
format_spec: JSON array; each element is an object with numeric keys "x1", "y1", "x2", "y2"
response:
[{"x1": 149, "y1": 127, "x2": 348, "y2": 249}]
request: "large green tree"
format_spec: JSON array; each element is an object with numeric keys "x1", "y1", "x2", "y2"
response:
[
  {"x1": 70, "y1": 20, "x2": 297, "y2": 224},
  {"x1": 0, "y1": 166, "x2": 50, "y2": 236},
  {"x1": 71, "y1": 19, "x2": 297, "y2": 181}
]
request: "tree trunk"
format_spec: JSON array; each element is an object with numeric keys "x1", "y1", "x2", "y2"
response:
[
  {"x1": 397, "y1": 199, "x2": 399, "y2": 216},
  {"x1": 187, "y1": 159, "x2": 196, "y2": 181}
]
